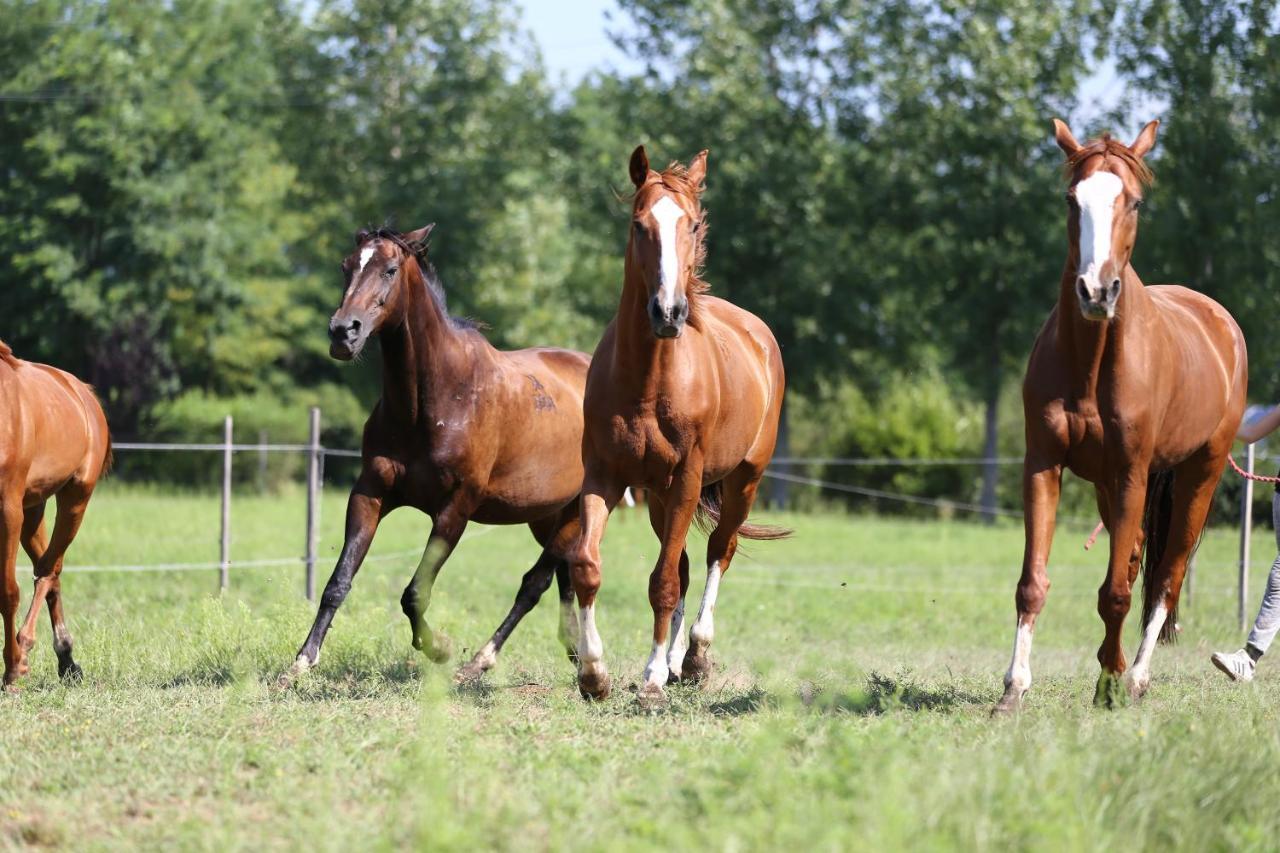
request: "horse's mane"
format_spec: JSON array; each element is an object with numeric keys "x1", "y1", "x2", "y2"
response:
[
  {"x1": 626, "y1": 162, "x2": 711, "y2": 299},
  {"x1": 0, "y1": 339, "x2": 19, "y2": 368},
  {"x1": 1064, "y1": 133, "x2": 1154, "y2": 186},
  {"x1": 361, "y1": 227, "x2": 480, "y2": 331}
]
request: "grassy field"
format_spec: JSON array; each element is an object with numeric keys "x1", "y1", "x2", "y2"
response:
[{"x1": 3, "y1": 481, "x2": 1280, "y2": 850}]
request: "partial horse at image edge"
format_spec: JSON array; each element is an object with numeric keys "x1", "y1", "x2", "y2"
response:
[{"x1": 0, "y1": 338, "x2": 111, "y2": 688}]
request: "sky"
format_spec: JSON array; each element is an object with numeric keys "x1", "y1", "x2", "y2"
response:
[{"x1": 517, "y1": 0, "x2": 640, "y2": 84}]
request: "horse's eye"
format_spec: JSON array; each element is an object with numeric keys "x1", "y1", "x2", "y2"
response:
[
  {"x1": 383, "y1": 265, "x2": 398, "y2": 278},
  {"x1": 1133, "y1": 199, "x2": 1144, "y2": 210}
]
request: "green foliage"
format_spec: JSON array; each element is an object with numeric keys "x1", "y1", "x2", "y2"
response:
[{"x1": 788, "y1": 367, "x2": 984, "y2": 514}]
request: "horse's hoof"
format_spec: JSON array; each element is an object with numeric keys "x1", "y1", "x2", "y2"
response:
[
  {"x1": 636, "y1": 683, "x2": 669, "y2": 710},
  {"x1": 453, "y1": 662, "x2": 485, "y2": 686},
  {"x1": 58, "y1": 661, "x2": 83, "y2": 684},
  {"x1": 1127, "y1": 676, "x2": 1150, "y2": 703},
  {"x1": 991, "y1": 687, "x2": 1023, "y2": 716},
  {"x1": 578, "y1": 667, "x2": 612, "y2": 701},
  {"x1": 412, "y1": 632, "x2": 453, "y2": 664},
  {"x1": 1093, "y1": 671, "x2": 1128, "y2": 709},
  {"x1": 681, "y1": 649, "x2": 712, "y2": 684},
  {"x1": 666, "y1": 669, "x2": 683, "y2": 686},
  {"x1": 276, "y1": 658, "x2": 312, "y2": 690}
]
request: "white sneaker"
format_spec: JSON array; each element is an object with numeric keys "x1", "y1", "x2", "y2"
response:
[{"x1": 1211, "y1": 649, "x2": 1256, "y2": 683}]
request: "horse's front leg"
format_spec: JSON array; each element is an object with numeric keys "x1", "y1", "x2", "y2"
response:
[
  {"x1": 281, "y1": 473, "x2": 387, "y2": 685},
  {"x1": 401, "y1": 498, "x2": 473, "y2": 663},
  {"x1": 994, "y1": 456, "x2": 1061, "y2": 714},
  {"x1": 639, "y1": 465, "x2": 702, "y2": 707},
  {"x1": 569, "y1": 471, "x2": 624, "y2": 701},
  {"x1": 1094, "y1": 465, "x2": 1149, "y2": 708}
]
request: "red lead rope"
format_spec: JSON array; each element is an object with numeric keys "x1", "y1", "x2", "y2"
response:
[
  {"x1": 1228, "y1": 453, "x2": 1280, "y2": 484},
  {"x1": 1083, "y1": 454, "x2": 1279, "y2": 551}
]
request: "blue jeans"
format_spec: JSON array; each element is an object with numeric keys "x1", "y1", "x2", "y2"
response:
[{"x1": 1246, "y1": 493, "x2": 1280, "y2": 656}]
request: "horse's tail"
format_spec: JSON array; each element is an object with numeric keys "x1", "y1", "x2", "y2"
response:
[
  {"x1": 693, "y1": 482, "x2": 793, "y2": 541},
  {"x1": 1140, "y1": 469, "x2": 1179, "y2": 644}
]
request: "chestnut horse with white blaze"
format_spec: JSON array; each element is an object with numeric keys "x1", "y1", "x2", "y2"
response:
[
  {"x1": 281, "y1": 225, "x2": 590, "y2": 685},
  {"x1": 995, "y1": 120, "x2": 1247, "y2": 713},
  {"x1": 0, "y1": 340, "x2": 110, "y2": 688},
  {"x1": 569, "y1": 147, "x2": 790, "y2": 704}
]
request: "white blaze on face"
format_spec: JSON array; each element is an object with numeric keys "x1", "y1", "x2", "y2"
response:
[
  {"x1": 1004, "y1": 620, "x2": 1034, "y2": 694},
  {"x1": 650, "y1": 195, "x2": 686, "y2": 310},
  {"x1": 1074, "y1": 171, "x2": 1124, "y2": 302},
  {"x1": 357, "y1": 245, "x2": 376, "y2": 277}
]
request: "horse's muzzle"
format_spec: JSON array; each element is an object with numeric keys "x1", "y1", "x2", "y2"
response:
[
  {"x1": 329, "y1": 316, "x2": 366, "y2": 360},
  {"x1": 1076, "y1": 275, "x2": 1119, "y2": 321},
  {"x1": 649, "y1": 295, "x2": 689, "y2": 339}
]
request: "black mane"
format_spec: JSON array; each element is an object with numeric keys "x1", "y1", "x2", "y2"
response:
[{"x1": 363, "y1": 226, "x2": 480, "y2": 331}]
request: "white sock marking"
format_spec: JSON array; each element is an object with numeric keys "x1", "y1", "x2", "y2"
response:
[
  {"x1": 1129, "y1": 602, "x2": 1168, "y2": 690},
  {"x1": 1004, "y1": 620, "x2": 1034, "y2": 693},
  {"x1": 471, "y1": 640, "x2": 498, "y2": 671},
  {"x1": 690, "y1": 562, "x2": 722, "y2": 648},
  {"x1": 1074, "y1": 171, "x2": 1123, "y2": 300},
  {"x1": 651, "y1": 195, "x2": 686, "y2": 310},
  {"x1": 577, "y1": 604, "x2": 603, "y2": 665},
  {"x1": 667, "y1": 597, "x2": 688, "y2": 676}
]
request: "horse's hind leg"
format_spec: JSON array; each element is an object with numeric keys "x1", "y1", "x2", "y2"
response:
[
  {"x1": 19, "y1": 485, "x2": 91, "y2": 681},
  {"x1": 455, "y1": 514, "x2": 568, "y2": 683},
  {"x1": 683, "y1": 464, "x2": 759, "y2": 685},
  {"x1": 0, "y1": 489, "x2": 24, "y2": 687},
  {"x1": 18, "y1": 484, "x2": 91, "y2": 676},
  {"x1": 1128, "y1": 453, "x2": 1222, "y2": 698}
]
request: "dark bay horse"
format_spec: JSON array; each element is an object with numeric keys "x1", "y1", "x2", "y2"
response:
[
  {"x1": 569, "y1": 148, "x2": 789, "y2": 704},
  {"x1": 281, "y1": 225, "x2": 590, "y2": 685},
  {"x1": 0, "y1": 340, "x2": 110, "y2": 688},
  {"x1": 995, "y1": 120, "x2": 1247, "y2": 712}
]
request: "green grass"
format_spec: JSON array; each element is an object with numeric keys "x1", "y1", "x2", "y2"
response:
[{"x1": 2, "y1": 481, "x2": 1280, "y2": 850}]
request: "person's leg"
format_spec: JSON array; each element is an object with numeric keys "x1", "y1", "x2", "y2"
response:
[
  {"x1": 1211, "y1": 492, "x2": 1280, "y2": 681},
  {"x1": 1244, "y1": 492, "x2": 1280, "y2": 657}
]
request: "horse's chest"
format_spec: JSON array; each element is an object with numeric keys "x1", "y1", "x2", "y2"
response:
[{"x1": 596, "y1": 409, "x2": 693, "y2": 485}]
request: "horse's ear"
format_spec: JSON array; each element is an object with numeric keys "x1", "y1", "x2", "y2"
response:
[
  {"x1": 686, "y1": 149, "x2": 709, "y2": 192},
  {"x1": 1052, "y1": 118, "x2": 1081, "y2": 157},
  {"x1": 355, "y1": 229, "x2": 371, "y2": 246},
  {"x1": 403, "y1": 223, "x2": 435, "y2": 255},
  {"x1": 1130, "y1": 119, "x2": 1160, "y2": 159},
  {"x1": 629, "y1": 145, "x2": 650, "y2": 188}
]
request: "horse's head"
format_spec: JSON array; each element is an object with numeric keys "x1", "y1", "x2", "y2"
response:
[
  {"x1": 329, "y1": 224, "x2": 435, "y2": 360},
  {"x1": 626, "y1": 145, "x2": 708, "y2": 339},
  {"x1": 1054, "y1": 118, "x2": 1158, "y2": 321}
]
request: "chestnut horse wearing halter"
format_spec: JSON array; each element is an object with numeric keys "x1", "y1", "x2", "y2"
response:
[
  {"x1": 568, "y1": 148, "x2": 790, "y2": 705},
  {"x1": 0, "y1": 340, "x2": 110, "y2": 688},
  {"x1": 995, "y1": 120, "x2": 1247, "y2": 712},
  {"x1": 281, "y1": 225, "x2": 590, "y2": 685}
]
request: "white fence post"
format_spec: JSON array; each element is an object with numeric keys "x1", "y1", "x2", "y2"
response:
[
  {"x1": 1239, "y1": 442, "x2": 1255, "y2": 632},
  {"x1": 304, "y1": 407, "x2": 322, "y2": 601},
  {"x1": 220, "y1": 415, "x2": 233, "y2": 593}
]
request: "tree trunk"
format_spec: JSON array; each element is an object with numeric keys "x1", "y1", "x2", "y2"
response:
[{"x1": 979, "y1": 358, "x2": 1001, "y2": 525}]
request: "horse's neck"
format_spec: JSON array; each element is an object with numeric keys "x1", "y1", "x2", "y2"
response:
[
  {"x1": 379, "y1": 278, "x2": 472, "y2": 426},
  {"x1": 1057, "y1": 264, "x2": 1145, "y2": 397},
  {"x1": 614, "y1": 259, "x2": 674, "y2": 396}
]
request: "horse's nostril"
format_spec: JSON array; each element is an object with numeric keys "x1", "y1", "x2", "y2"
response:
[
  {"x1": 1110, "y1": 279, "x2": 1121, "y2": 295},
  {"x1": 349, "y1": 318, "x2": 362, "y2": 333}
]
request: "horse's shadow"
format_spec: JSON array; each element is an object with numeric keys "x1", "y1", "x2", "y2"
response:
[{"x1": 801, "y1": 671, "x2": 986, "y2": 716}]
